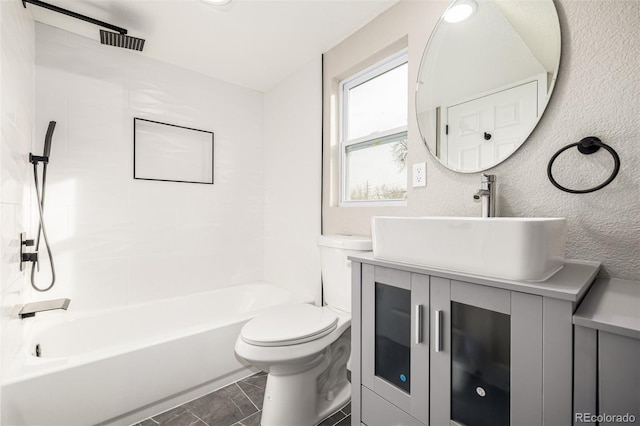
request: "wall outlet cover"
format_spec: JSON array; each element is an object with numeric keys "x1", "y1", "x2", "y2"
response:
[{"x1": 413, "y1": 162, "x2": 426, "y2": 187}]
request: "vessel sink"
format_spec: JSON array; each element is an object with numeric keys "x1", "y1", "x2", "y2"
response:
[{"x1": 372, "y1": 216, "x2": 567, "y2": 282}]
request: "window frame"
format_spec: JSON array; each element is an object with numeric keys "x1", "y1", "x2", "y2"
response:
[{"x1": 339, "y1": 49, "x2": 409, "y2": 207}]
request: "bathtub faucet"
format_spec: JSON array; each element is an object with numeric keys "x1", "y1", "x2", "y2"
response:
[{"x1": 16, "y1": 298, "x2": 70, "y2": 319}]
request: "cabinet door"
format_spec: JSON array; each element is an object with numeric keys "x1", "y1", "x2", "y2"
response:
[
  {"x1": 599, "y1": 332, "x2": 640, "y2": 425},
  {"x1": 362, "y1": 266, "x2": 429, "y2": 424},
  {"x1": 430, "y1": 278, "x2": 543, "y2": 426}
]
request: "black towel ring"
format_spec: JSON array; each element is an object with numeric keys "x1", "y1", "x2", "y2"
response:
[{"x1": 547, "y1": 137, "x2": 621, "y2": 194}]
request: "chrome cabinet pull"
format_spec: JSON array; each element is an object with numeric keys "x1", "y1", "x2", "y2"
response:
[
  {"x1": 415, "y1": 304, "x2": 423, "y2": 344},
  {"x1": 435, "y1": 310, "x2": 443, "y2": 352}
]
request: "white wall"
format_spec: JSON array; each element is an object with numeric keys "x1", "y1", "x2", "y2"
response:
[
  {"x1": 264, "y1": 57, "x2": 322, "y2": 305},
  {"x1": 0, "y1": 0, "x2": 35, "y2": 390},
  {"x1": 33, "y1": 24, "x2": 266, "y2": 310},
  {"x1": 323, "y1": 0, "x2": 640, "y2": 281}
]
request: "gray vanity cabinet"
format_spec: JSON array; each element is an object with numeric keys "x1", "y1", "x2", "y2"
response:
[
  {"x1": 358, "y1": 266, "x2": 544, "y2": 426},
  {"x1": 351, "y1": 254, "x2": 600, "y2": 426},
  {"x1": 430, "y1": 278, "x2": 543, "y2": 426},
  {"x1": 573, "y1": 278, "x2": 640, "y2": 426},
  {"x1": 360, "y1": 266, "x2": 429, "y2": 425}
]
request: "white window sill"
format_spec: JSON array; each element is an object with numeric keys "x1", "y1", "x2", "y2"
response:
[{"x1": 339, "y1": 200, "x2": 407, "y2": 208}]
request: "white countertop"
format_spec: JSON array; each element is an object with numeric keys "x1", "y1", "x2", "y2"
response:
[{"x1": 349, "y1": 252, "x2": 601, "y2": 302}]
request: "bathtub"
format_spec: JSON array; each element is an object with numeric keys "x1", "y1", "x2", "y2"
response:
[{"x1": 2, "y1": 282, "x2": 302, "y2": 426}]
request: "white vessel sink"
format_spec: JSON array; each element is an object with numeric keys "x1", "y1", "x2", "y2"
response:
[{"x1": 372, "y1": 216, "x2": 567, "y2": 282}]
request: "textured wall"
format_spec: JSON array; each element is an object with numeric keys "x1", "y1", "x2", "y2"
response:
[
  {"x1": 323, "y1": 0, "x2": 640, "y2": 280},
  {"x1": 0, "y1": 0, "x2": 35, "y2": 382}
]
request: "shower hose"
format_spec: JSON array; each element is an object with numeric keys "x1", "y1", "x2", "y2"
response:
[{"x1": 30, "y1": 161, "x2": 56, "y2": 292}]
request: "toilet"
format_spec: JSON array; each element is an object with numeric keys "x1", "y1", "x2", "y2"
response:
[{"x1": 234, "y1": 234, "x2": 372, "y2": 426}]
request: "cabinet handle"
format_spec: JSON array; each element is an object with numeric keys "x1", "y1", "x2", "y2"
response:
[
  {"x1": 415, "y1": 304, "x2": 423, "y2": 344},
  {"x1": 435, "y1": 310, "x2": 443, "y2": 352}
]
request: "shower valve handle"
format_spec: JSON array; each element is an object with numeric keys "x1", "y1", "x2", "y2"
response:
[
  {"x1": 21, "y1": 252, "x2": 38, "y2": 263},
  {"x1": 21, "y1": 252, "x2": 39, "y2": 271}
]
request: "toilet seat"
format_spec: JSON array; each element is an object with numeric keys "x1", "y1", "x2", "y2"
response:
[{"x1": 241, "y1": 304, "x2": 338, "y2": 347}]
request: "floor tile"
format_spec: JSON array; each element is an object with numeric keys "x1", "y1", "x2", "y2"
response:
[
  {"x1": 152, "y1": 406, "x2": 189, "y2": 424},
  {"x1": 232, "y1": 411, "x2": 261, "y2": 426},
  {"x1": 161, "y1": 412, "x2": 204, "y2": 426},
  {"x1": 135, "y1": 419, "x2": 159, "y2": 426},
  {"x1": 139, "y1": 372, "x2": 352, "y2": 426},
  {"x1": 334, "y1": 414, "x2": 351, "y2": 426},
  {"x1": 236, "y1": 374, "x2": 267, "y2": 410},
  {"x1": 183, "y1": 383, "x2": 258, "y2": 426},
  {"x1": 317, "y1": 410, "x2": 346, "y2": 426}
]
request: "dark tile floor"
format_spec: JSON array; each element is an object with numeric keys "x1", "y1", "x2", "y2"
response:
[{"x1": 135, "y1": 372, "x2": 351, "y2": 426}]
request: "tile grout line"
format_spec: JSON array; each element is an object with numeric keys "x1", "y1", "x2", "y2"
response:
[
  {"x1": 185, "y1": 407, "x2": 209, "y2": 426},
  {"x1": 235, "y1": 382, "x2": 260, "y2": 412},
  {"x1": 189, "y1": 415, "x2": 207, "y2": 426},
  {"x1": 235, "y1": 411, "x2": 261, "y2": 426},
  {"x1": 228, "y1": 386, "x2": 258, "y2": 420},
  {"x1": 332, "y1": 413, "x2": 350, "y2": 426}
]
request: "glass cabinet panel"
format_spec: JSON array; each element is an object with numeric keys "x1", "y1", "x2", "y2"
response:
[
  {"x1": 451, "y1": 301, "x2": 510, "y2": 426},
  {"x1": 375, "y1": 282, "x2": 411, "y2": 393},
  {"x1": 361, "y1": 266, "x2": 429, "y2": 423}
]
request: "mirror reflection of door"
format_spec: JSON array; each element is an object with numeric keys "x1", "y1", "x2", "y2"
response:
[
  {"x1": 444, "y1": 78, "x2": 539, "y2": 170},
  {"x1": 416, "y1": 0, "x2": 561, "y2": 173}
]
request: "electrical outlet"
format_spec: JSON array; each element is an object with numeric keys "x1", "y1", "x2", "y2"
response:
[{"x1": 412, "y1": 162, "x2": 426, "y2": 187}]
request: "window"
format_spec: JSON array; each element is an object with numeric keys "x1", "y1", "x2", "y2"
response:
[{"x1": 340, "y1": 50, "x2": 408, "y2": 205}]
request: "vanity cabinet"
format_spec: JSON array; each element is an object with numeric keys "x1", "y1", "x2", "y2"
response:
[
  {"x1": 361, "y1": 267, "x2": 429, "y2": 424},
  {"x1": 430, "y1": 278, "x2": 543, "y2": 426},
  {"x1": 350, "y1": 254, "x2": 600, "y2": 426},
  {"x1": 573, "y1": 278, "x2": 640, "y2": 426}
]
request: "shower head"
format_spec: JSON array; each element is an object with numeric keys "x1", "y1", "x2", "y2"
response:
[
  {"x1": 100, "y1": 30, "x2": 145, "y2": 52},
  {"x1": 22, "y1": 0, "x2": 145, "y2": 52},
  {"x1": 43, "y1": 121, "x2": 56, "y2": 159}
]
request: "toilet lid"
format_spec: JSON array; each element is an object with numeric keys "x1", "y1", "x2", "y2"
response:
[{"x1": 241, "y1": 304, "x2": 338, "y2": 347}]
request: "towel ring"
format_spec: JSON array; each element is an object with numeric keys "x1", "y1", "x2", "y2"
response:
[{"x1": 547, "y1": 137, "x2": 620, "y2": 194}]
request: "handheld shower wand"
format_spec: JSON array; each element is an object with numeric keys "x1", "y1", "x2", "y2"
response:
[
  {"x1": 29, "y1": 121, "x2": 57, "y2": 292},
  {"x1": 43, "y1": 120, "x2": 55, "y2": 159}
]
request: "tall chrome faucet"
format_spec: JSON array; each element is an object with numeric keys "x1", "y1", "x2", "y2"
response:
[{"x1": 473, "y1": 173, "x2": 496, "y2": 218}]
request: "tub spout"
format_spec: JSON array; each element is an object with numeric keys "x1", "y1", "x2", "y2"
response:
[{"x1": 16, "y1": 298, "x2": 70, "y2": 319}]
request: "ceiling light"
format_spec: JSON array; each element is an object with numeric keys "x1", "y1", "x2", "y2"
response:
[{"x1": 444, "y1": 0, "x2": 477, "y2": 23}]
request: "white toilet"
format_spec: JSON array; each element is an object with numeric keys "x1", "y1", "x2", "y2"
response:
[{"x1": 234, "y1": 234, "x2": 372, "y2": 426}]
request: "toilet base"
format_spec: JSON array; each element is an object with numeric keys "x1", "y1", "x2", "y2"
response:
[{"x1": 259, "y1": 331, "x2": 351, "y2": 426}]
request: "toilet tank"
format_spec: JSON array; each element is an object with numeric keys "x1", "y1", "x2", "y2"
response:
[{"x1": 318, "y1": 235, "x2": 372, "y2": 313}]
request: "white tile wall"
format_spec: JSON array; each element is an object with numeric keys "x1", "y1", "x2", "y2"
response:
[
  {"x1": 1, "y1": 19, "x2": 323, "y2": 400},
  {"x1": 264, "y1": 58, "x2": 322, "y2": 305},
  {"x1": 34, "y1": 24, "x2": 266, "y2": 310},
  {"x1": 1, "y1": 0, "x2": 35, "y2": 383}
]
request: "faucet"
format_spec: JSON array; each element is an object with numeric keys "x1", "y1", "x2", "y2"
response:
[
  {"x1": 15, "y1": 298, "x2": 70, "y2": 319},
  {"x1": 473, "y1": 173, "x2": 496, "y2": 218}
]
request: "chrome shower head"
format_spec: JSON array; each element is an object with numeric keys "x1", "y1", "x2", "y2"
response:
[{"x1": 100, "y1": 30, "x2": 145, "y2": 52}]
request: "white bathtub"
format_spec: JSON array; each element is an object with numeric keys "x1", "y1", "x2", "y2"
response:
[{"x1": 2, "y1": 282, "x2": 302, "y2": 426}]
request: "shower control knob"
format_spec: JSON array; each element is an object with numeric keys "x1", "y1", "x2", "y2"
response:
[{"x1": 21, "y1": 253, "x2": 38, "y2": 262}]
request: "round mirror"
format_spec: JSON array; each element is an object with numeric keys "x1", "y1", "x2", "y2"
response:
[{"x1": 416, "y1": 0, "x2": 561, "y2": 173}]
